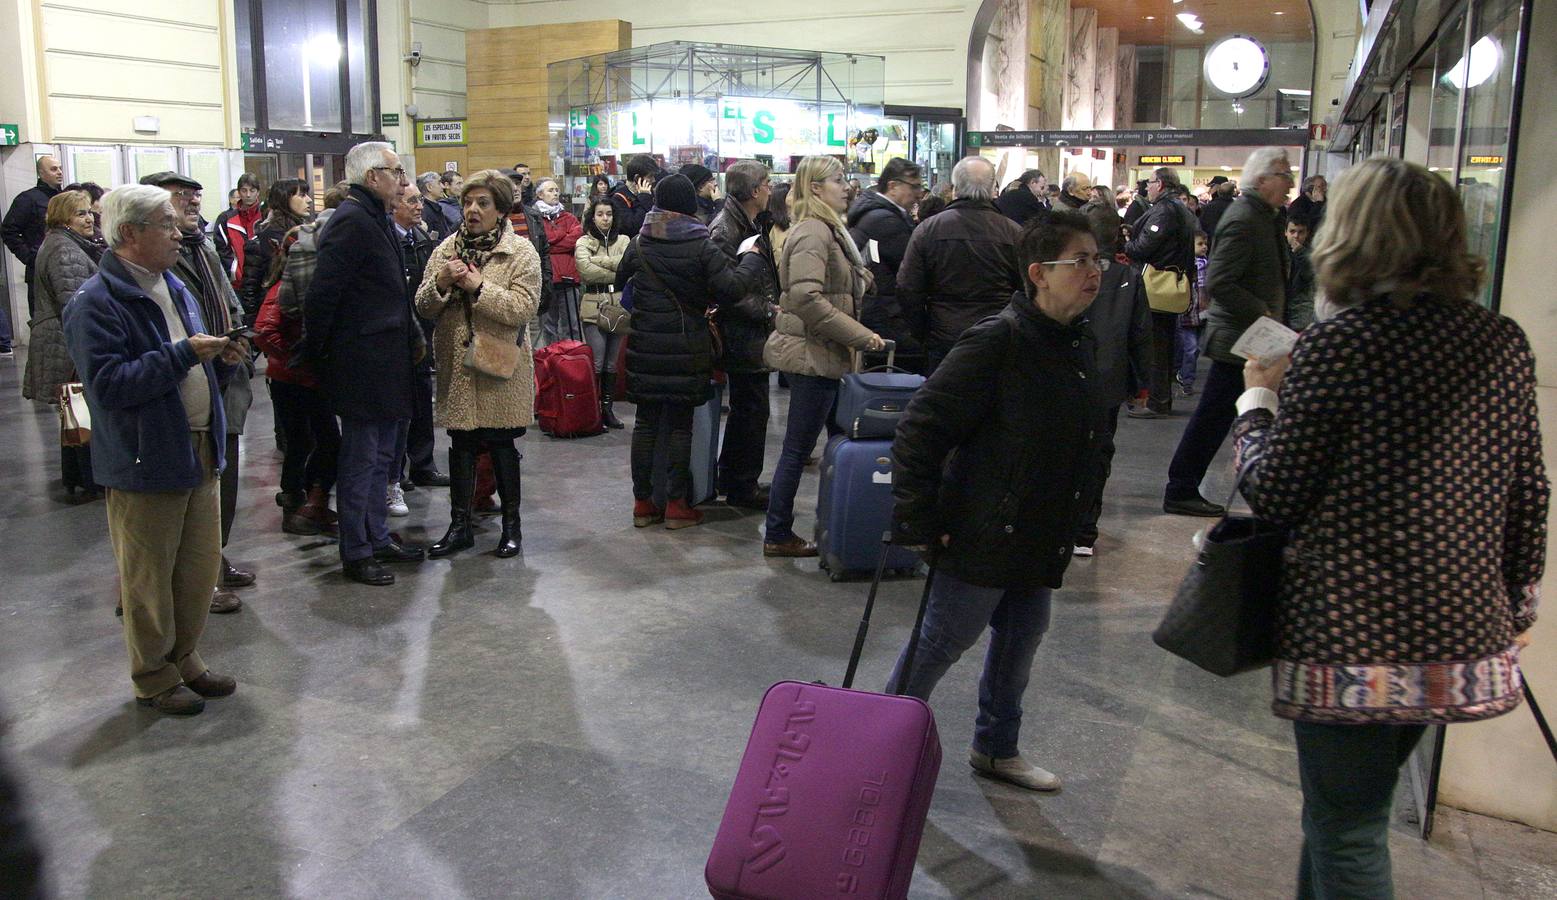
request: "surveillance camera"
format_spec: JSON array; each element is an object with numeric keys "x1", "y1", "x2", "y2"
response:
[{"x1": 405, "y1": 41, "x2": 422, "y2": 66}]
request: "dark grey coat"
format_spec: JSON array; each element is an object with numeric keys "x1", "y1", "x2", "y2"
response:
[
  {"x1": 708, "y1": 199, "x2": 779, "y2": 373},
  {"x1": 23, "y1": 229, "x2": 99, "y2": 401},
  {"x1": 1202, "y1": 192, "x2": 1291, "y2": 363},
  {"x1": 1085, "y1": 263, "x2": 1153, "y2": 407},
  {"x1": 171, "y1": 233, "x2": 253, "y2": 434}
]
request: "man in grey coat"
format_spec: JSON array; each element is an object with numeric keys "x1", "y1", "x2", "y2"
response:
[
  {"x1": 143, "y1": 171, "x2": 255, "y2": 612},
  {"x1": 1162, "y1": 148, "x2": 1293, "y2": 517}
]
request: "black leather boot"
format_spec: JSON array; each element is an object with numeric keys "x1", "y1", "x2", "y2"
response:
[
  {"x1": 429, "y1": 446, "x2": 477, "y2": 558},
  {"x1": 490, "y1": 444, "x2": 523, "y2": 558},
  {"x1": 599, "y1": 372, "x2": 624, "y2": 430}
]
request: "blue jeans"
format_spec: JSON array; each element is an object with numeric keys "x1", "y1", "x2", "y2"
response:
[
  {"x1": 1174, "y1": 324, "x2": 1201, "y2": 387},
  {"x1": 885, "y1": 569, "x2": 1052, "y2": 759},
  {"x1": 763, "y1": 373, "x2": 840, "y2": 542},
  {"x1": 337, "y1": 417, "x2": 399, "y2": 563},
  {"x1": 1293, "y1": 721, "x2": 1427, "y2": 900}
]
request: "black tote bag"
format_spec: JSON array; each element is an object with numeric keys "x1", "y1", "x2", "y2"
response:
[{"x1": 1153, "y1": 478, "x2": 1285, "y2": 677}]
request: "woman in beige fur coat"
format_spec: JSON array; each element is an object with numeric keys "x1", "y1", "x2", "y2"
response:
[{"x1": 415, "y1": 170, "x2": 541, "y2": 558}]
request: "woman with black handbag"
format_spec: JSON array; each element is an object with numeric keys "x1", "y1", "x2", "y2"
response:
[
  {"x1": 619, "y1": 174, "x2": 765, "y2": 530},
  {"x1": 1231, "y1": 158, "x2": 1548, "y2": 898},
  {"x1": 415, "y1": 170, "x2": 542, "y2": 558}
]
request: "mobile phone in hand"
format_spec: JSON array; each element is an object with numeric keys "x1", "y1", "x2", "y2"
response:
[{"x1": 224, "y1": 325, "x2": 256, "y2": 340}]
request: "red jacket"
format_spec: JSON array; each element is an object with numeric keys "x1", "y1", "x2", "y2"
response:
[
  {"x1": 540, "y1": 210, "x2": 582, "y2": 284},
  {"x1": 254, "y1": 279, "x2": 315, "y2": 386}
]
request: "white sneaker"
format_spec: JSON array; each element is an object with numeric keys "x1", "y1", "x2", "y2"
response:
[
  {"x1": 387, "y1": 483, "x2": 409, "y2": 517},
  {"x1": 1072, "y1": 544, "x2": 1095, "y2": 558},
  {"x1": 970, "y1": 749, "x2": 1061, "y2": 792}
]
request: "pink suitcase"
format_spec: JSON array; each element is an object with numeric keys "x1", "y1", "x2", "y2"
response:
[{"x1": 707, "y1": 554, "x2": 941, "y2": 900}]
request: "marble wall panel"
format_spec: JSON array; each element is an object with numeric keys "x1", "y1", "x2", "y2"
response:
[
  {"x1": 1094, "y1": 27, "x2": 1117, "y2": 130},
  {"x1": 1064, "y1": 7, "x2": 1096, "y2": 129},
  {"x1": 1116, "y1": 44, "x2": 1137, "y2": 128},
  {"x1": 986, "y1": 0, "x2": 1028, "y2": 130}
]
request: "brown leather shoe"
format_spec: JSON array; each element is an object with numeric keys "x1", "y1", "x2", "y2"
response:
[
  {"x1": 764, "y1": 536, "x2": 819, "y2": 558},
  {"x1": 210, "y1": 588, "x2": 242, "y2": 614},
  {"x1": 186, "y1": 670, "x2": 237, "y2": 698},
  {"x1": 136, "y1": 685, "x2": 205, "y2": 716}
]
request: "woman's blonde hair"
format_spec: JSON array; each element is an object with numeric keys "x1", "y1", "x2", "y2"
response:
[
  {"x1": 45, "y1": 190, "x2": 89, "y2": 229},
  {"x1": 788, "y1": 156, "x2": 847, "y2": 231},
  {"x1": 1311, "y1": 157, "x2": 1484, "y2": 305}
]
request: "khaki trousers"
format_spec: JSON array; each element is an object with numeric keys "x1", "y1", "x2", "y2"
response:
[{"x1": 106, "y1": 432, "x2": 221, "y2": 698}]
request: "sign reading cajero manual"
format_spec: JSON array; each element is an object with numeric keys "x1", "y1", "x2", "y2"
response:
[{"x1": 416, "y1": 119, "x2": 467, "y2": 147}]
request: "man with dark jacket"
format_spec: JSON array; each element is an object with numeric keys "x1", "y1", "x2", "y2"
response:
[
  {"x1": 415, "y1": 172, "x2": 454, "y2": 239},
  {"x1": 708, "y1": 160, "x2": 778, "y2": 509},
  {"x1": 1, "y1": 154, "x2": 64, "y2": 350},
  {"x1": 897, "y1": 156, "x2": 1023, "y2": 373},
  {"x1": 1073, "y1": 245, "x2": 1152, "y2": 556},
  {"x1": 1163, "y1": 148, "x2": 1293, "y2": 517},
  {"x1": 609, "y1": 154, "x2": 659, "y2": 239},
  {"x1": 995, "y1": 169, "x2": 1049, "y2": 227},
  {"x1": 390, "y1": 182, "x2": 447, "y2": 489},
  {"x1": 303, "y1": 142, "x2": 427, "y2": 585},
  {"x1": 887, "y1": 210, "x2": 1104, "y2": 791},
  {"x1": 1198, "y1": 178, "x2": 1237, "y2": 246},
  {"x1": 143, "y1": 170, "x2": 255, "y2": 614},
  {"x1": 62, "y1": 184, "x2": 246, "y2": 715},
  {"x1": 1123, "y1": 168, "x2": 1197, "y2": 416},
  {"x1": 847, "y1": 158, "x2": 925, "y2": 368},
  {"x1": 680, "y1": 164, "x2": 722, "y2": 224}
]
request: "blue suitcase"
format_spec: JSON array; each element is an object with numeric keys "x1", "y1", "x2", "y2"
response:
[
  {"x1": 815, "y1": 435, "x2": 921, "y2": 581},
  {"x1": 652, "y1": 380, "x2": 723, "y2": 508}
]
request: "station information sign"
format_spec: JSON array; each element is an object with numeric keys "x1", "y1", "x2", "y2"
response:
[{"x1": 1138, "y1": 155, "x2": 1187, "y2": 165}]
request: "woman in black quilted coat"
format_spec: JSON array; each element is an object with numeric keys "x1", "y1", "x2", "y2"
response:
[
  {"x1": 1233, "y1": 158, "x2": 1548, "y2": 898},
  {"x1": 619, "y1": 174, "x2": 764, "y2": 530}
]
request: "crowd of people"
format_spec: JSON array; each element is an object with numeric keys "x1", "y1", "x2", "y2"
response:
[{"x1": 1, "y1": 138, "x2": 1545, "y2": 899}]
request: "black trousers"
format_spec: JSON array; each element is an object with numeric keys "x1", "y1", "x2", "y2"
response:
[
  {"x1": 632, "y1": 401, "x2": 694, "y2": 502},
  {"x1": 1074, "y1": 404, "x2": 1121, "y2": 547},
  {"x1": 1165, "y1": 360, "x2": 1244, "y2": 502},
  {"x1": 269, "y1": 380, "x2": 340, "y2": 497},
  {"x1": 1147, "y1": 311, "x2": 1179, "y2": 414},
  {"x1": 406, "y1": 366, "x2": 436, "y2": 477},
  {"x1": 220, "y1": 432, "x2": 239, "y2": 547},
  {"x1": 717, "y1": 371, "x2": 770, "y2": 499}
]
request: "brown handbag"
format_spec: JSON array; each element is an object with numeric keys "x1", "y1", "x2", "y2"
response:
[
  {"x1": 460, "y1": 296, "x2": 521, "y2": 379},
  {"x1": 58, "y1": 382, "x2": 91, "y2": 446}
]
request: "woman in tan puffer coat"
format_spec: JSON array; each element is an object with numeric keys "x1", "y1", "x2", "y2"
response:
[
  {"x1": 415, "y1": 170, "x2": 541, "y2": 559},
  {"x1": 760, "y1": 156, "x2": 885, "y2": 557}
]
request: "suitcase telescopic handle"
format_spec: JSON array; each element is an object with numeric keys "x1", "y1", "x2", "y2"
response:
[
  {"x1": 842, "y1": 533, "x2": 936, "y2": 694},
  {"x1": 852, "y1": 339, "x2": 897, "y2": 374}
]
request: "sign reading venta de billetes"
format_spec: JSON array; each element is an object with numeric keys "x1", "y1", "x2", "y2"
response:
[{"x1": 416, "y1": 119, "x2": 467, "y2": 147}]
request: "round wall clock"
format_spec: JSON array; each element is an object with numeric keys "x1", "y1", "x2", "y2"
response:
[{"x1": 1203, "y1": 35, "x2": 1271, "y2": 99}]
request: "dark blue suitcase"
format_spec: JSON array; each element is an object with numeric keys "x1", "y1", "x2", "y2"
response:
[
  {"x1": 834, "y1": 343, "x2": 925, "y2": 439},
  {"x1": 653, "y1": 380, "x2": 723, "y2": 508},
  {"x1": 815, "y1": 435, "x2": 921, "y2": 581}
]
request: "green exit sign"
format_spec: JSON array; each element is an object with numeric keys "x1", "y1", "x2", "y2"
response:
[
  {"x1": 381, "y1": 113, "x2": 400, "y2": 128},
  {"x1": 0, "y1": 124, "x2": 19, "y2": 146}
]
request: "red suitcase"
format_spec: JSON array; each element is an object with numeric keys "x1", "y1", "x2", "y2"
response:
[
  {"x1": 533, "y1": 340, "x2": 604, "y2": 437},
  {"x1": 707, "y1": 553, "x2": 941, "y2": 900}
]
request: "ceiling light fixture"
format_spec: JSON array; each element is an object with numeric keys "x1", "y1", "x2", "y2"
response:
[
  {"x1": 1145, "y1": 15, "x2": 1157, "y2": 20},
  {"x1": 1176, "y1": 13, "x2": 1205, "y2": 34},
  {"x1": 1443, "y1": 35, "x2": 1501, "y2": 90}
]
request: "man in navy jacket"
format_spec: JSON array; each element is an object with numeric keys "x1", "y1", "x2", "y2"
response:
[
  {"x1": 62, "y1": 185, "x2": 246, "y2": 716},
  {"x1": 303, "y1": 142, "x2": 426, "y2": 586}
]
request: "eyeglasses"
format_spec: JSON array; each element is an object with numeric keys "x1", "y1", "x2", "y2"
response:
[
  {"x1": 372, "y1": 166, "x2": 407, "y2": 179},
  {"x1": 168, "y1": 189, "x2": 202, "y2": 201},
  {"x1": 895, "y1": 180, "x2": 927, "y2": 194},
  {"x1": 1041, "y1": 255, "x2": 1112, "y2": 272}
]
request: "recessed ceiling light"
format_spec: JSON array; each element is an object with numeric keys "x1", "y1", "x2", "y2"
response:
[
  {"x1": 1145, "y1": 15, "x2": 1156, "y2": 20},
  {"x1": 1274, "y1": 10, "x2": 1285, "y2": 14}
]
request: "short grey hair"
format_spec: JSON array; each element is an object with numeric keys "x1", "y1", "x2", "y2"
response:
[
  {"x1": 416, "y1": 171, "x2": 441, "y2": 193},
  {"x1": 724, "y1": 160, "x2": 769, "y2": 203},
  {"x1": 101, "y1": 185, "x2": 174, "y2": 249},
  {"x1": 951, "y1": 156, "x2": 997, "y2": 201},
  {"x1": 1061, "y1": 173, "x2": 1088, "y2": 194},
  {"x1": 345, "y1": 141, "x2": 394, "y2": 185},
  {"x1": 1242, "y1": 147, "x2": 1291, "y2": 190}
]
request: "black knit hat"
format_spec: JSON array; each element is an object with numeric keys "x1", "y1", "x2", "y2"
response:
[
  {"x1": 679, "y1": 164, "x2": 714, "y2": 189},
  {"x1": 1208, "y1": 175, "x2": 1230, "y2": 186},
  {"x1": 654, "y1": 173, "x2": 698, "y2": 216}
]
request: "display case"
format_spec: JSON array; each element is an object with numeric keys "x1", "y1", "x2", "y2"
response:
[{"x1": 548, "y1": 41, "x2": 885, "y2": 206}]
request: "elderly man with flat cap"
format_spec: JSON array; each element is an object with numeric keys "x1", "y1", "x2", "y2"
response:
[{"x1": 141, "y1": 171, "x2": 255, "y2": 614}]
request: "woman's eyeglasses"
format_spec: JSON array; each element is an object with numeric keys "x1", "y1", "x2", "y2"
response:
[{"x1": 1041, "y1": 255, "x2": 1112, "y2": 272}]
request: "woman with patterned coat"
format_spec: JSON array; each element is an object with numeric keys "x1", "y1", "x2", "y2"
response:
[
  {"x1": 25, "y1": 190, "x2": 102, "y2": 403},
  {"x1": 415, "y1": 170, "x2": 542, "y2": 559},
  {"x1": 1232, "y1": 158, "x2": 1548, "y2": 898}
]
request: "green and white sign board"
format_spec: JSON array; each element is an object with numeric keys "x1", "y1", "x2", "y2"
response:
[{"x1": 0, "y1": 124, "x2": 20, "y2": 146}]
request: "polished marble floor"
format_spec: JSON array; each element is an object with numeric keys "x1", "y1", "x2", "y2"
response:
[{"x1": 1, "y1": 354, "x2": 1552, "y2": 899}]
